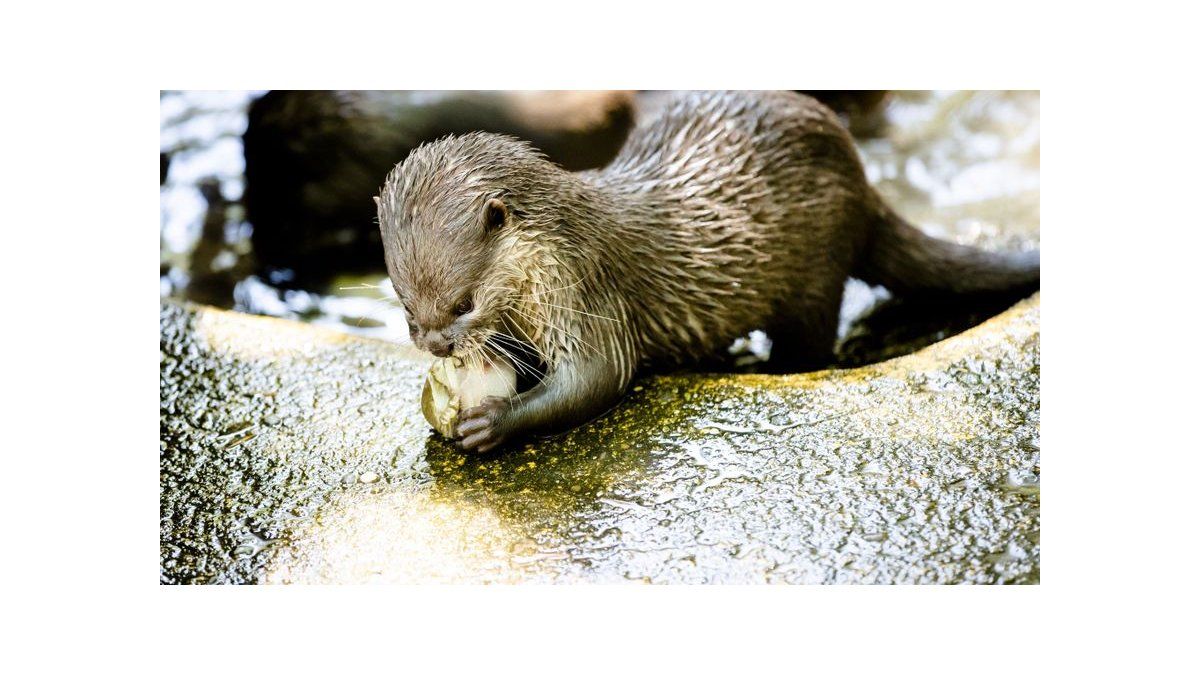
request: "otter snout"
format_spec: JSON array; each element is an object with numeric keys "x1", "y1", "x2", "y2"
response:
[{"x1": 418, "y1": 329, "x2": 455, "y2": 357}]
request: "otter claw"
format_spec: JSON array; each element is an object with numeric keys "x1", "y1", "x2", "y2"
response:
[
  {"x1": 459, "y1": 433, "x2": 501, "y2": 454},
  {"x1": 456, "y1": 396, "x2": 509, "y2": 453},
  {"x1": 456, "y1": 416, "x2": 491, "y2": 437}
]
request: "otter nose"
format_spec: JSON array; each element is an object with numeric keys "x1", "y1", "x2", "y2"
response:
[{"x1": 422, "y1": 330, "x2": 454, "y2": 357}]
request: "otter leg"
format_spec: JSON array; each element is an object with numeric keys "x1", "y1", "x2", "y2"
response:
[
  {"x1": 761, "y1": 284, "x2": 844, "y2": 373},
  {"x1": 456, "y1": 357, "x2": 627, "y2": 453}
]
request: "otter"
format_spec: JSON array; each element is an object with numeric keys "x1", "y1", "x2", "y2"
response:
[{"x1": 375, "y1": 91, "x2": 1039, "y2": 453}]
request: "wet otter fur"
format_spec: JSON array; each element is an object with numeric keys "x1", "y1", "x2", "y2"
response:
[{"x1": 376, "y1": 90, "x2": 1039, "y2": 452}]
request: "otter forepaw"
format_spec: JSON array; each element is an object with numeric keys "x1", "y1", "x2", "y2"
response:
[{"x1": 456, "y1": 396, "x2": 511, "y2": 453}]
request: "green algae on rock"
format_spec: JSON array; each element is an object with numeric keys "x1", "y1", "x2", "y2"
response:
[{"x1": 161, "y1": 294, "x2": 1039, "y2": 584}]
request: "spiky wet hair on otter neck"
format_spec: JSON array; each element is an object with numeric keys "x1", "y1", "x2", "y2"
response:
[{"x1": 375, "y1": 132, "x2": 575, "y2": 360}]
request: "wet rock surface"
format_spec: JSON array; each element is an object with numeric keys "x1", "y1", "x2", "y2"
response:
[
  {"x1": 161, "y1": 293, "x2": 1039, "y2": 584},
  {"x1": 160, "y1": 91, "x2": 1040, "y2": 584}
]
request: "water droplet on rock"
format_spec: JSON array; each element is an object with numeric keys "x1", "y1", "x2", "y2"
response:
[
  {"x1": 860, "y1": 461, "x2": 884, "y2": 474},
  {"x1": 1006, "y1": 469, "x2": 1038, "y2": 489}
]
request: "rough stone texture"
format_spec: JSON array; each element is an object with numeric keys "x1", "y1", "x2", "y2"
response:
[
  {"x1": 161, "y1": 294, "x2": 1039, "y2": 584},
  {"x1": 159, "y1": 303, "x2": 432, "y2": 584}
]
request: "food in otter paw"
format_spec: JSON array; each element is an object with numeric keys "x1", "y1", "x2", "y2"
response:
[{"x1": 421, "y1": 355, "x2": 517, "y2": 438}]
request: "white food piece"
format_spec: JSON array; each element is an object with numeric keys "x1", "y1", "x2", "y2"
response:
[{"x1": 421, "y1": 355, "x2": 518, "y2": 438}]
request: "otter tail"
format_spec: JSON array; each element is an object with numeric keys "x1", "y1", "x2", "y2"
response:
[{"x1": 855, "y1": 205, "x2": 1040, "y2": 296}]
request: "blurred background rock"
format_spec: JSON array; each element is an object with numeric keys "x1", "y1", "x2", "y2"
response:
[{"x1": 244, "y1": 91, "x2": 636, "y2": 280}]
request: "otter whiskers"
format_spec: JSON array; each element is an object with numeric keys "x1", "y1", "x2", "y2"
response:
[{"x1": 506, "y1": 304, "x2": 608, "y2": 363}]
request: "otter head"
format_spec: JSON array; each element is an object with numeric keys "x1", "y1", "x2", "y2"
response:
[{"x1": 375, "y1": 133, "x2": 560, "y2": 359}]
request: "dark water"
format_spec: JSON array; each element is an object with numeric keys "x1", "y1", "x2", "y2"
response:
[{"x1": 159, "y1": 90, "x2": 1039, "y2": 360}]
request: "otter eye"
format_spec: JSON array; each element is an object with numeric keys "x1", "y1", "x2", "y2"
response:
[
  {"x1": 454, "y1": 298, "x2": 474, "y2": 316},
  {"x1": 484, "y1": 198, "x2": 507, "y2": 230}
]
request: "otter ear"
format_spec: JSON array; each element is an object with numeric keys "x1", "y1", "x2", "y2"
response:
[
  {"x1": 484, "y1": 198, "x2": 508, "y2": 230},
  {"x1": 373, "y1": 196, "x2": 382, "y2": 209}
]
